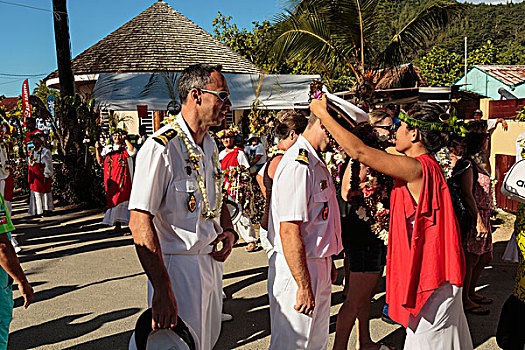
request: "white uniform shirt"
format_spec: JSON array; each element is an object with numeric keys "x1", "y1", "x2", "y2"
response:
[
  {"x1": 218, "y1": 148, "x2": 250, "y2": 168},
  {"x1": 0, "y1": 144, "x2": 10, "y2": 180},
  {"x1": 128, "y1": 114, "x2": 222, "y2": 255},
  {"x1": 244, "y1": 143, "x2": 267, "y2": 166},
  {"x1": 268, "y1": 135, "x2": 342, "y2": 258}
]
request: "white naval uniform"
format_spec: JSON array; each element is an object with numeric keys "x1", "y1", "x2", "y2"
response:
[
  {"x1": 218, "y1": 149, "x2": 257, "y2": 244},
  {"x1": 268, "y1": 135, "x2": 342, "y2": 350},
  {"x1": 28, "y1": 147, "x2": 54, "y2": 216},
  {"x1": 100, "y1": 145, "x2": 136, "y2": 226},
  {"x1": 128, "y1": 114, "x2": 223, "y2": 350}
]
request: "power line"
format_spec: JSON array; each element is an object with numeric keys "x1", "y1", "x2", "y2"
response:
[
  {"x1": 0, "y1": 73, "x2": 48, "y2": 77},
  {"x1": 0, "y1": 0, "x2": 68, "y2": 15},
  {"x1": 0, "y1": 0, "x2": 50, "y2": 12}
]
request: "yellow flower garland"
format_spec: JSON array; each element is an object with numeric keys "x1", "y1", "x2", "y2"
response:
[{"x1": 170, "y1": 120, "x2": 223, "y2": 219}]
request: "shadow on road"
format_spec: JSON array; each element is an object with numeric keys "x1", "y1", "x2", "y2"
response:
[{"x1": 8, "y1": 308, "x2": 140, "y2": 349}]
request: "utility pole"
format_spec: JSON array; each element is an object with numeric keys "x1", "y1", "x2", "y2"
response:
[
  {"x1": 52, "y1": 0, "x2": 75, "y2": 97},
  {"x1": 464, "y1": 37, "x2": 468, "y2": 89}
]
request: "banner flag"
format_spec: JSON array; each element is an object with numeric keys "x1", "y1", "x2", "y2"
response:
[{"x1": 22, "y1": 79, "x2": 32, "y2": 124}]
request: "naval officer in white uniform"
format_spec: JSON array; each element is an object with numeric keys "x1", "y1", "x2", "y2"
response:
[
  {"x1": 128, "y1": 64, "x2": 237, "y2": 350},
  {"x1": 267, "y1": 113, "x2": 342, "y2": 349}
]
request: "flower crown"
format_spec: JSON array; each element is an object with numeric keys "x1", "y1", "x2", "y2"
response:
[
  {"x1": 398, "y1": 111, "x2": 467, "y2": 137},
  {"x1": 216, "y1": 125, "x2": 240, "y2": 139}
]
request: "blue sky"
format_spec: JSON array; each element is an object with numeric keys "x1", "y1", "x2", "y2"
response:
[
  {"x1": 0, "y1": 0, "x2": 282, "y2": 96},
  {"x1": 0, "y1": 0, "x2": 520, "y2": 97}
]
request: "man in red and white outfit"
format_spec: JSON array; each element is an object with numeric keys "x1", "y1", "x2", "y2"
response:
[{"x1": 28, "y1": 132, "x2": 54, "y2": 216}]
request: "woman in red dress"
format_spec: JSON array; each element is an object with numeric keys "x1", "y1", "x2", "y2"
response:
[
  {"x1": 310, "y1": 97, "x2": 472, "y2": 349},
  {"x1": 95, "y1": 128, "x2": 136, "y2": 233}
]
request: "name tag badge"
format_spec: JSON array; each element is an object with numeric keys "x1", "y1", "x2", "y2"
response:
[
  {"x1": 188, "y1": 193, "x2": 197, "y2": 213},
  {"x1": 322, "y1": 202, "x2": 329, "y2": 220}
]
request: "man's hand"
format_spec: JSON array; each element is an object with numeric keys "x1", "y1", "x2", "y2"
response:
[
  {"x1": 309, "y1": 94, "x2": 328, "y2": 119},
  {"x1": 294, "y1": 285, "x2": 315, "y2": 316},
  {"x1": 19, "y1": 280, "x2": 33, "y2": 309},
  {"x1": 210, "y1": 230, "x2": 234, "y2": 262},
  {"x1": 151, "y1": 288, "x2": 178, "y2": 330}
]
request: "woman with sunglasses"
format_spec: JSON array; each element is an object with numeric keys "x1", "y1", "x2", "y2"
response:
[
  {"x1": 335, "y1": 111, "x2": 395, "y2": 350},
  {"x1": 310, "y1": 97, "x2": 471, "y2": 350}
]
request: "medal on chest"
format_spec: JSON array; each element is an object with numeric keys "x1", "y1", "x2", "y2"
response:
[
  {"x1": 188, "y1": 192, "x2": 197, "y2": 213},
  {"x1": 321, "y1": 202, "x2": 329, "y2": 220}
]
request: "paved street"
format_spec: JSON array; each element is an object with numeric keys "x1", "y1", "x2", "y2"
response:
[{"x1": 7, "y1": 195, "x2": 517, "y2": 349}]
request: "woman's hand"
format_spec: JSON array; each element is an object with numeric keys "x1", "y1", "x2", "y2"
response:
[{"x1": 476, "y1": 215, "x2": 488, "y2": 240}]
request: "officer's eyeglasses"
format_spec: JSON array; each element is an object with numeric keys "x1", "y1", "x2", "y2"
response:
[{"x1": 197, "y1": 88, "x2": 230, "y2": 101}]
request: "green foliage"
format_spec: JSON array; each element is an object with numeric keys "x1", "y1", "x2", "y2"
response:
[
  {"x1": 212, "y1": 12, "x2": 313, "y2": 75},
  {"x1": 419, "y1": 47, "x2": 463, "y2": 85},
  {"x1": 419, "y1": 40, "x2": 514, "y2": 86}
]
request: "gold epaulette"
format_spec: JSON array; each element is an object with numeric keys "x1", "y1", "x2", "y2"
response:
[
  {"x1": 296, "y1": 148, "x2": 309, "y2": 165},
  {"x1": 153, "y1": 129, "x2": 178, "y2": 146}
]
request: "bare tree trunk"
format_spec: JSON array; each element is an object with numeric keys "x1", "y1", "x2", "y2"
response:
[{"x1": 52, "y1": 0, "x2": 75, "y2": 97}]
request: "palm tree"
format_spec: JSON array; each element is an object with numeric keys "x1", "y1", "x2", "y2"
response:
[{"x1": 272, "y1": 0, "x2": 460, "y2": 101}]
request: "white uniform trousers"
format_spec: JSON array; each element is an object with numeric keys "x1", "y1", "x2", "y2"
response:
[
  {"x1": 28, "y1": 191, "x2": 54, "y2": 215},
  {"x1": 129, "y1": 253, "x2": 222, "y2": 350},
  {"x1": 102, "y1": 201, "x2": 130, "y2": 226},
  {"x1": 405, "y1": 282, "x2": 473, "y2": 350},
  {"x1": 235, "y1": 212, "x2": 257, "y2": 243},
  {"x1": 268, "y1": 252, "x2": 332, "y2": 350}
]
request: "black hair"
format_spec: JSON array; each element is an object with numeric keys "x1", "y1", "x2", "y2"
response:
[{"x1": 406, "y1": 103, "x2": 449, "y2": 153}]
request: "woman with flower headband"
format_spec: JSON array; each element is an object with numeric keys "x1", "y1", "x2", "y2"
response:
[
  {"x1": 334, "y1": 111, "x2": 395, "y2": 350},
  {"x1": 258, "y1": 110, "x2": 308, "y2": 253},
  {"x1": 95, "y1": 127, "x2": 136, "y2": 233},
  {"x1": 27, "y1": 131, "x2": 54, "y2": 217},
  {"x1": 218, "y1": 126, "x2": 259, "y2": 252},
  {"x1": 310, "y1": 97, "x2": 471, "y2": 349}
]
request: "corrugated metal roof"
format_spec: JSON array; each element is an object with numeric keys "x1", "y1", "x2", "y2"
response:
[
  {"x1": 475, "y1": 65, "x2": 525, "y2": 87},
  {"x1": 0, "y1": 97, "x2": 19, "y2": 111}
]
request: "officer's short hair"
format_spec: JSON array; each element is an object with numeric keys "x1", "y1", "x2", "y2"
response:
[
  {"x1": 177, "y1": 64, "x2": 223, "y2": 104},
  {"x1": 308, "y1": 112, "x2": 319, "y2": 127}
]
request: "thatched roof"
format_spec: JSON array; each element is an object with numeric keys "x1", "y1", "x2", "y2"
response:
[
  {"x1": 374, "y1": 64, "x2": 426, "y2": 90},
  {"x1": 46, "y1": 1, "x2": 260, "y2": 80}
]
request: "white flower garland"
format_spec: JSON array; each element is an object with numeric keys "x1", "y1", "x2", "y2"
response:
[{"x1": 170, "y1": 121, "x2": 223, "y2": 219}]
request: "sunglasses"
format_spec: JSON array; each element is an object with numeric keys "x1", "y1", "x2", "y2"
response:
[
  {"x1": 197, "y1": 88, "x2": 230, "y2": 101},
  {"x1": 374, "y1": 125, "x2": 396, "y2": 132}
]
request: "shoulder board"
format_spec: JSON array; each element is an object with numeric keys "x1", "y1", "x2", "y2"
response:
[
  {"x1": 153, "y1": 129, "x2": 178, "y2": 146},
  {"x1": 296, "y1": 148, "x2": 309, "y2": 165}
]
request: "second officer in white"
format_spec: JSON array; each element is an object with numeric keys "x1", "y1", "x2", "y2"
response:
[{"x1": 267, "y1": 112, "x2": 342, "y2": 349}]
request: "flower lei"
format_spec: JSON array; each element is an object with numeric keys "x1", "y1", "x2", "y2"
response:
[
  {"x1": 326, "y1": 146, "x2": 347, "y2": 184},
  {"x1": 434, "y1": 147, "x2": 453, "y2": 180},
  {"x1": 267, "y1": 146, "x2": 285, "y2": 158},
  {"x1": 170, "y1": 120, "x2": 223, "y2": 219},
  {"x1": 27, "y1": 148, "x2": 43, "y2": 167},
  {"x1": 223, "y1": 165, "x2": 254, "y2": 216},
  {"x1": 348, "y1": 158, "x2": 392, "y2": 245}
]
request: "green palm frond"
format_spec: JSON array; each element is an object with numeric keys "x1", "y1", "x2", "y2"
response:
[{"x1": 377, "y1": 0, "x2": 460, "y2": 69}]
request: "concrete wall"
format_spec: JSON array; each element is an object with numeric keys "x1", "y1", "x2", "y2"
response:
[{"x1": 490, "y1": 121, "x2": 525, "y2": 174}]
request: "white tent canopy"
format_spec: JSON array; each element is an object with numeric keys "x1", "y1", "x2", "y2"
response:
[{"x1": 93, "y1": 72, "x2": 321, "y2": 111}]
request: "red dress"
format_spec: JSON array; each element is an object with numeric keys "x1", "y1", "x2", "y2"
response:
[
  {"x1": 386, "y1": 154, "x2": 465, "y2": 327},
  {"x1": 103, "y1": 147, "x2": 132, "y2": 209},
  {"x1": 28, "y1": 148, "x2": 52, "y2": 193}
]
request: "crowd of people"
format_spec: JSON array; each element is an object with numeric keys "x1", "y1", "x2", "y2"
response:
[{"x1": 0, "y1": 62, "x2": 523, "y2": 350}]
